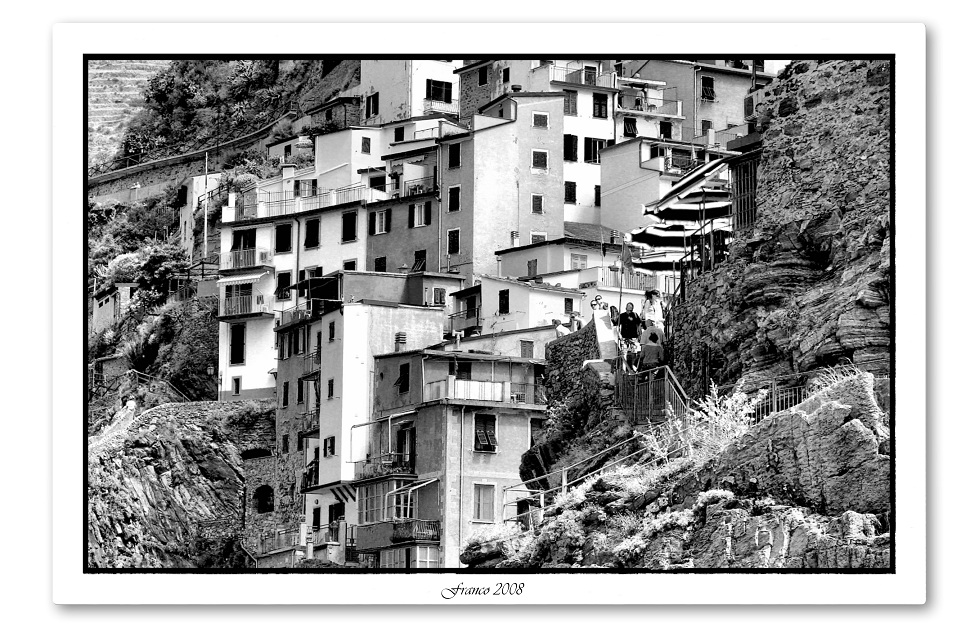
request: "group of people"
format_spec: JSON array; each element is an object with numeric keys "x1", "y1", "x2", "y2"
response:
[{"x1": 612, "y1": 290, "x2": 666, "y2": 373}]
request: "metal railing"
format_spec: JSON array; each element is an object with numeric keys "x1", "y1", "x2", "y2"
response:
[
  {"x1": 302, "y1": 348, "x2": 321, "y2": 375},
  {"x1": 549, "y1": 65, "x2": 616, "y2": 88},
  {"x1": 424, "y1": 378, "x2": 505, "y2": 403},
  {"x1": 422, "y1": 98, "x2": 459, "y2": 115},
  {"x1": 300, "y1": 460, "x2": 319, "y2": 491},
  {"x1": 617, "y1": 98, "x2": 681, "y2": 117},
  {"x1": 219, "y1": 248, "x2": 271, "y2": 270},
  {"x1": 219, "y1": 294, "x2": 270, "y2": 317},
  {"x1": 354, "y1": 452, "x2": 415, "y2": 481},
  {"x1": 255, "y1": 529, "x2": 300, "y2": 555},
  {"x1": 510, "y1": 382, "x2": 546, "y2": 405},
  {"x1": 447, "y1": 307, "x2": 481, "y2": 334},
  {"x1": 600, "y1": 267, "x2": 659, "y2": 292},
  {"x1": 391, "y1": 519, "x2": 441, "y2": 543},
  {"x1": 731, "y1": 154, "x2": 760, "y2": 232},
  {"x1": 299, "y1": 408, "x2": 319, "y2": 434}
]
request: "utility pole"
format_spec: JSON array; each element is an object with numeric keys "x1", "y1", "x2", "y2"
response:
[{"x1": 202, "y1": 151, "x2": 209, "y2": 262}]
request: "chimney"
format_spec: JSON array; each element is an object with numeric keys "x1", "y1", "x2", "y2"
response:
[{"x1": 281, "y1": 163, "x2": 296, "y2": 180}]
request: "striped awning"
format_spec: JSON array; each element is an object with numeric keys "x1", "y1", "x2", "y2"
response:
[
  {"x1": 216, "y1": 272, "x2": 268, "y2": 286},
  {"x1": 629, "y1": 223, "x2": 699, "y2": 249},
  {"x1": 645, "y1": 152, "x2": 740, "y2": 216},
  {"x1": 330, "y1": 485, "x2": 357, "y2": 503}
]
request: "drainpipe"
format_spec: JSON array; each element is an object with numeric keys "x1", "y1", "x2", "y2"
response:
[
  {"x1": 458, "y1": 405, "x2": 466, "y2": 567},
  {"x1": 437, "y1": 139, "x2": 444, "y2": 272}
]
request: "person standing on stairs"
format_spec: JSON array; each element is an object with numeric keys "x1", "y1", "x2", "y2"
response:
[
  {"x1": 641, "y1": 289, "x2": 666, "y2": 343},
  {"x1": 617, "y1": 302, "x2": 643, "y2": 373}
]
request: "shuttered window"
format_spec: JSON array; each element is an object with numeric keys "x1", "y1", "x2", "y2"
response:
[
  {"x1": 563, "y1": 134, "x2": 578, "y2": 161},
  {"x1": 498, "y1": 289, "x2": 510, "y2": 315},
  {"x1": 425, "y1": 79, "x2": 452, "y2": 103},
  {"x1": 565, "y1": 181, "x2": 577, "y2": 204},
  {"x1": 447, "y1": 229, "x2": 460, "y2": 255},
  {"x1": 304, "y1": 218, "x2": 320, "y2": 248},
  {"x1": 474, "y1": 415, "x2": 498, "y2": 453},
  {"x1": 623, "y1": 116, "x2": 638, "y2": 137},
  {"x1": 473, "y1": 483, "x2": 495, "y2": 521},
  {"x1": 531, "y1": 194, "x2": 543, "y2": 214},
  {"x1": 448, "y1": 143, "x2": 461, "y2": 168}
]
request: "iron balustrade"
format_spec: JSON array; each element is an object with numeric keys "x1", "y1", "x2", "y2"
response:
[
  {"x1": 617, "y1": 98, "x2": 682, "y2": 117},
  {"x1": 255, "y1": 529, "x2": 300, "y2": 555},
  {"x1": 447, "y1": 306, "x2": 481, "y2": 334},
  {"x1": 391, "y1": 519, "x2": 441, "y2": 543},
  {"x1": 509, "y1": 382, "x2": 545, "y2": 405},
  {"x1": 549, "y1": 65, "x2": 616, "y2": 88},
  {"x1": 219, "y1": 294, "x2": 270, "y2": 317},
  {"x1": 422, "y1": 98, "x2": 459, "y2": 115},
  {"x1": 303, "y1": 348, "x2": 322, "y2": 375},
  {"x1": 220, "y1": 248, "x2": 271, "y2": 270},
  {"x1": 300, "y1": 460, "x2": 320, "y2": 491},
  {"x1": 354, "y1": 452, "x2": 415, "y2": 481},
  {"x1": 600, "y1": 267, "x2": 659, "y2": 292},
  {"x1": 299, "y1": 408, "x2": 320, "y2": 434}
]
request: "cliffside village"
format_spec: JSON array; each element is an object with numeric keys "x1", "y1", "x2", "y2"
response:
[{"x1": 90, "y1": 59, "x2": 781, "y2": 568}]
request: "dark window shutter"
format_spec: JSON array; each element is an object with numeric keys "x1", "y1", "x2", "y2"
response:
[
  {"x1": 446, "y1": 83, "x2": 453, "y2": 103},
  {"x1": 294, "y1": 180, "x2": 301, "y2": 197},
  {"x1": 408, "y1": 204, "x2": 415, "y2": 227},
  {"x1": 368, "y1": 212, "x2": 376, "y2": 235},
  {"x1": 297, "y1": 270, "x2": 306, "y2": 297},
  {"x1": 424, "y1": 201, "x2": 432, "y2": 225},
  {"x1": 385, "y1": 208, "x2": 392, "y2": 232},
  {"x1": 425, "y1": 79, "x2": 433, "y2": 99},
  {"x1": 311, "y1": 180, "x2": 317, "y2": 196}
]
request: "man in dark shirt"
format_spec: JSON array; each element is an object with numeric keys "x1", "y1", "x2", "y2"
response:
[
  {"x1": 618, "y1": 302, "x2": 643, "y2": 372},
  {"x1": 639, "y1": 333, "x2": 665, "y2": 372}
]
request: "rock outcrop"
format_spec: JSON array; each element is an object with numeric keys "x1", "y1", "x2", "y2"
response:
[
  {"x1": 669, "y1": 59, "x2": 892, "y2": 396},
  {"x1": 87, "y1": 400, "x2": 274, "y2": 568},
  {"x1": 466, "y1": 373, "x2": 890, "y2": 569}
]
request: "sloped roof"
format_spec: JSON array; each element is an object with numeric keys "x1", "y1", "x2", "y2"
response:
[{"x1": 563, "y1": 221, "x2": 615, "y2": 243}]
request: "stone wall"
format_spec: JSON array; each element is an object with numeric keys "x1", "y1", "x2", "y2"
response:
[
  {"x1": 669, "y1": 60, "x2": 892, "y2": 396},
  {"x1": 543, "y1": 318, "x2": 601, "y2": 407}
]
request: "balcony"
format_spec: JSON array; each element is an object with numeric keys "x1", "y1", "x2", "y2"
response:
[
  {"x1": 253, "y1": 529, "x2": 300, "y2": 555},
  {"x1": 423, "y1": 377, "x2": 543, "y2": 405},
  {"x1": 617, "y1": 98, "x2": 682, "y2": 117},
  {"x1": 422, "y1": 98, "x2": 459, "y2": 116},
  {"x1": 391, "y1": 519, "x2": 441, "y2": 543},
  {"x1": 299, "y1": 408, "x2": 319, "y2": 435},
  {"x1": 277, "y1": 298, "x2": 332, "y2": 329},
  {"x1": 218, "y1": 294, "x2": 272, "y2": 318},
  {"x1": 355, "y1": 452, "x2": 415, "y2": 482},
  {"x1": 219, "y1": 248, "x2": 272, "y2": 271},
  {"x1": 446, "y1": 307, "x2": 482, "y2": 335},
  {"x1": 300, "y1": 460, "x2": 320, "y2": 492},
  {"x1": 549, "y1": 65, "x2": 616, "y2": 89},
  {"x1": 597, "y1": 266, "x2": 659, "y2": 292},
  {"x1": 303, "y1": 348, "x2": 321, "y2": 375}
]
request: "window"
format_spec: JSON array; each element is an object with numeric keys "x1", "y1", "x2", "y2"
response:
[
  {"x1": 520, "y1": 340, "x2": 534, "y2": 358},
  {"x1": 368, "y1": 208, "x2": 392, "y2": 235},
  {"x1": 328, "y1": 321, "x2": 336, "y2": 342},
  {"x1": 592, "y1": 93, "x2": 608, "y2": 118},
  {"x1": 232, "y1": 376, "x2": 242, "y2": 396},
  {"x1": 565, "y1": 297, "x2": 574, "y2": 314},
  {"x1": 284, "y1": 144, "x2": 292, "y2": 159},
  {"x1": 230, "y1": 324, "x2": 246, "y2": 365},
  {"x1": 498, "y1": 289, "x2": 510, "y2": 315},
  {"x1": 563, "y1": 90, "x2": 577, "y2": 115},
  {"x1": 413, "y1": 250, "x2": 427, "y2": 271},
  {"x1": 324, "y1": 436, "x2": 336, "y2": 457},
  {"x1": 374, "y1": 256, "x2": 387, "y2": 272},
  {"x1": 565, "y1": 181, "x2": 577, "y2": 204},
  {"x1": 327, "y1": 378, "x2": 335, "y2": 398},
  {"x1": 473, "y1": 483, "x2": 495, "y2": 520},
  {"x1": 451, "y1": 361, "x2": 472, "y2": 380},
  {"x1": 341, "y1": 212, "x2": 357, "y2": 242},
  {"x1": 478, "y1": 66, "x2": 488, "y2": 86},
  {"x1": 297, "y1": 379, "x2": 305, "y2": 404},
  {"x1": 531, "y1": 194, "x2": 544, "y2": 214},
  {"x1": 343, "y1": 259, "x2": 357, "y2": 270},
  {"x1": 281, "y1": 381, "x2": 290, "y2": 408},
  {"x1": 583, "y1": 65, "x2": 597, "y2": 85},
  {"x1": 274, "y1": 223, "x2": 292, "y2": 254},
  {"x1": 532, "y1": 112, "x2": 549, "y2": 128},
  {"x1": 448, "y1": 143, "x2": 461, "y2": 168},
  {"x1": 380, "y1": 548, "x2": 407, "y2": 569},
  {"x1": 366, "y1": 92, "x2": 379, "y2": 118},
  {"x1": 395, "y1": 363, "x2": 410, "y2": 394},
  {"x1": 531, "y1": 150, "x2": 548, "y2": 170},
  {"x1": 623, "y1": 116, "x2": 638, "y2": 137},
  {"x1": 369, "y1": 175, "x2": 386, "y2": 191},
  {"x1": 447, "y1": 229, "x2": 460, "y2": 255},
  {"x1": 563, "y1": 134, "x2": 578, "y2": 161},
  {"x1": 409, "y1": 201, "x2": 433, "y2": 228},
  {"x1": 448, "y1": 186, "x2": 461, "y2": 212},
  {"x1": 659, "y1": 120, "x2": 673, "y2": 140},
  {"x1": 275, "y1": 271, "x2": 291, "y2": 301},
  {"x1": 394, "y1": 126, "x2": 405, "y2": 142},
  {"x1": 253, "y1": 486, "x2": 274, "y2": 514},
  {"x1": 474, "y1": 415, "x2": 498, "y2": 454},
  {"x1": 281, "y1": 434, "x2": 289, "y2": 454},
  {"x1": 595, "y1": 184, "x2": 602, "y2": 206},
  {"x1": 433, "y1": 287, "x2": 446, "y2": 305},
  {"x1": 502, "y1": 67, "x2": 510, "y2": 83},
  {"x1": 701, "y1": 76, "x2": 716, "y2": 101},
  {"x1": 584, "y1": 137, "x2": 607, "y2": 164},
  {"x1": 360, "y1": 480, "x2": 414, "y2": 524},
  {"x1": 304, "y1": 218, "x2": 320, "y2": 248},
  {"x1": 531, "y1": 233, "x2": 546, "y2": 244},
  {"x1": 425, "y1": 79, "x2": 452, "y2": 103},
  {"x1": 570, "y1": 253, "x2": 588, "y2": 269},
  {"x1": 527, "y1": 259, "x2": 538, "y2": 276},
  {"x1": 295, "y1": 179, "x2": 317, "y2": 198},
  {"x1": 702, "y1": 119, "x2": 713, "y2": 135},
  {"x1": 412, "y1": 546, "x2": 439, "y2": 569}
]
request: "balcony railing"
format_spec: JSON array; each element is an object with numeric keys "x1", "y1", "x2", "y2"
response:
[
  {"x1": 599, "y1": 267, "x2": 659, "y2": 292},
  {"x1": 423, "y1": 378, "x2": 542, "y2": 405},
  {"x1": 300, "y1": 460, "x2": 320, "y2": 491},
  {"x1": 447, "y1": 307, "x2": 482, "y2": 334},
  {"x1": 354, "y1": 452, "x2": 415, "y2": 481},
  {"x1": 219, "y1": 294, "x2": 271, "y2": 317},
  {"x1": 391, "y1": 519, "x2": 441, "y2": 543},
  {"x1": 254, "y1": 529, "x2": 300, "y2": 555},
  {"x1": 549, "y1": 65, "x2": 616, "y2": 89},
  {"x1": 299, "y1": 408, "x2": 319, "y2": 434},
  {"x1": 422, "y1": 98, "x2": 459, "y2": 115},
  {"x1": 220, "y1": 248, "x2": 271, "y2": 270},
  {"x1": 303, "y1": 348, "x2": 321, "y2": 375},
  {"x1": 617, "y1": 98, "x2": 682, "y2": 117}
]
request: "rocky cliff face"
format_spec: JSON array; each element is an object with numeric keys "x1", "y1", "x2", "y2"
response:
[
  {"x1": 670, "y1": 59, "x2": 892, "y2": 396},
  {"x1": 464, "y1": 372, "x2": 890, "y2": 569},
  {"x1": 87, "y1": 400, "x2": 274, "y2": 568}
]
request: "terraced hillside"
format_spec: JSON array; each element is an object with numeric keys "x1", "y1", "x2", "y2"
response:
[{"x1": 87, "y1": 60, "x2": 171, "y2": 168}]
